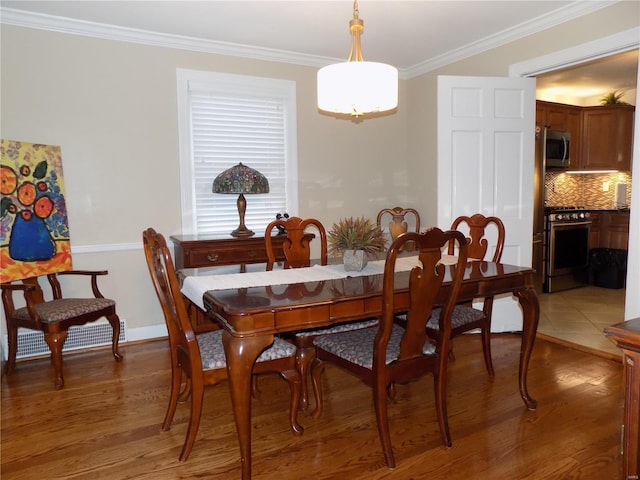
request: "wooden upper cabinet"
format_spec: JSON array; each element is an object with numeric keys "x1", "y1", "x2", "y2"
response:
[
  {"x1": 537, "y1": 101, "x2": 580, "y2": 131},
  {"x1": 581, "y1": 105, "x2": 635, "y2": 171},
  {"x1": 537, "y1": 101, "x2": 635, "y2": 172},
  {"x1": 536, "y1": 100, "x2": 582, "y2": 165}
]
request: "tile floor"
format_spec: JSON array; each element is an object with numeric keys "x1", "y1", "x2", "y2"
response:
[{"x1": 536, "y1": 285, "x2": 626, "y2": 359}]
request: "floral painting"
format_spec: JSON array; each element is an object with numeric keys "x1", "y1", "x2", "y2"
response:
[{"x1": 1, "y1": 140, "x2": 72, "y2": 282}]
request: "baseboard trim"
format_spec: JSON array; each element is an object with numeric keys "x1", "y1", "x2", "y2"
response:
[{"x1": 536, "y1": 332, "x2": 622, "y2": 363}]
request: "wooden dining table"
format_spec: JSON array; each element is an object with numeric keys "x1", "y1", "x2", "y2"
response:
[{"x1": 183, "y1": 258, "x2": 540, "y2": 480}]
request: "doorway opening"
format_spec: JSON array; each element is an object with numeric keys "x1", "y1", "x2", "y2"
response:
[{"x1": 510, "y1": 28, "x2": 639, "y2": 356}]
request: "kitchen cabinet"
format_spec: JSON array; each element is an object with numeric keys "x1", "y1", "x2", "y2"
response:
[
  {"x1": 536, "y1": 101, "x2": 635, "y2": 172},
  {"x1": 589, "y1": 212, "x2": 601, "y2": 248},
  {"x1": 536, "y1": 100, "x2": 582, "y2": 164},
  {"x1": 581, "y1": 105, "x2": 635, "y2": 171},
  {"x1": 589, "y1": 211, "x2": 630, "y2": 250}
]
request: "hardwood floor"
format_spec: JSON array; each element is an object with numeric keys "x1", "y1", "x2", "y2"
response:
[{"x1": 1, "y1": 334, "x2": 625, "y2": 480}]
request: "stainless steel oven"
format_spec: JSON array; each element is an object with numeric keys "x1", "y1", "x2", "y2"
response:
[{"x1": 543, "y1": 207, "x2": 591, "y2": 293}]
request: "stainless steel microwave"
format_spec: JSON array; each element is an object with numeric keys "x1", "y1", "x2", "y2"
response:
[{"x1": 545, "y1": 129, "x2": 571, "y2": 168}]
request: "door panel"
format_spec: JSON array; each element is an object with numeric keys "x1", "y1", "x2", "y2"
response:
[{"x1": 437, "y1": 75, "x2": 536, "y2": 332}]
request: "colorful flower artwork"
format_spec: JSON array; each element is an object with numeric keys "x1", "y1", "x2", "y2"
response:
[{"x1": 1, "y1": 140, "x2": 72, "y2": 282}]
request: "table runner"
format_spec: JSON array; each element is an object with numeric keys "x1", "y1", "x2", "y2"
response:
[{"x1": 182, "y1": 255, "x2": 459, "y2": 310}]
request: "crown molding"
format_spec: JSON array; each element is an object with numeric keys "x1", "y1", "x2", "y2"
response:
[
  {"x1": 0, "y1": 7, "x2": 336, "y2": 68},
  {"x1": 0, "y1": 1, "x2": 622, "y2": 80},
  {"x1": 404, "y1": 0, "x2": 619, "y2": 78}
]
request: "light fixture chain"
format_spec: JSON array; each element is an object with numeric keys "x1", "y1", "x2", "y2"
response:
[{"x1": 347, "y1": 0, "x2": 364, "y2": 62}]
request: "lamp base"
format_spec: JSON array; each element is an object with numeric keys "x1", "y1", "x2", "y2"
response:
[{"x1": 230, "y1": 226, "x2": 255, "y2": 238}]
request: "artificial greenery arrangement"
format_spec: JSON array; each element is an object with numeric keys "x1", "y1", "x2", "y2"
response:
[
  {"x1": 600, "y1": 90, "x2": 630, "y2": 106},
  {"x1": 327, "y1": 216, "x2": 387, "y2": 257}
]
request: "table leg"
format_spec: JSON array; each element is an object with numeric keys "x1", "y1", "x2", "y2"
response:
[
  {"x1": 514, "y1": 285, "x2": 539, "y2": 410},
  {"x1": 222, "y1": 330, "x2": 275, "y2": 480}
]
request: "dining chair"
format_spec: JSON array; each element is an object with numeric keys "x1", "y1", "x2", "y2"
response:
[
  {"x1": 264, "y1": 216, "x2": 377, "y2": 410},
  {"x1": 376, "y1": 206, "x2": 421, "y2": 248},
  {"x1": 1, "y1": 270, "x2": 123, "y2": 390},
  {"x1": 142, "y1": 228, "x2": 303, "y2": 462},
  {"x1": 426, "y1": 213, "x2": 506, "y2": 378},
  {"x1": 309, "y1": 227, "x2": 468, "y2": 468}
]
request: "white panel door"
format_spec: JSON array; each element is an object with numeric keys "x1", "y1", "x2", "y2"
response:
[{"x1": 437, "y1": 75, "x2": 536, "y2": 332}]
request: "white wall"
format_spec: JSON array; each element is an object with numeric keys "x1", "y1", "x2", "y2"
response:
[
  {"x1": 1, "y1": 1, "x2": 639, "y2": 342},
  {"x1": 0, "y1": 24, "x2": 409, "y2": 339}
]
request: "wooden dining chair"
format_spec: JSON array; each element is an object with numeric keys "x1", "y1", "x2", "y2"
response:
[
  {"x1": 309, "y1": 227, "x2": 468, "y2": 468},
  {"x1": 376, "y1": 206, "x2": 420, "y2": 248},
  {"x1": 264, "y1": 216, "x2": 377, "y2": 410},
  {"x1": 1, "y1": 270, "x2": 123, "y2": 390},
  {"x1": 142, "y1": 228, "x2": 303, "y2": 462},
  {"x1": 426, "y1": 213, "x2": 506, "y2": 378}
]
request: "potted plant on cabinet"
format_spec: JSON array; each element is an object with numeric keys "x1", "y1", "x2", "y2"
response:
[{"x1": 327, "y1": 216, "x2": 387, "y2": 271}]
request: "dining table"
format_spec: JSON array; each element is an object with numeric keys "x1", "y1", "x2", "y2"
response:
[{"x1": 180, "y1": 256, "x2": 540, "y2": 480}]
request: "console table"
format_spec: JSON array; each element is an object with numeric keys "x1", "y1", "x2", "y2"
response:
[
  {"x1": 170, "y1": 233, "x2": 312, "y2": 330},
  {"x1": 604, "y1": 317, "x2": 640, "y2": 480},
  {"x1": 170, "y1": 233, "x2": 296, "y2": 270}
]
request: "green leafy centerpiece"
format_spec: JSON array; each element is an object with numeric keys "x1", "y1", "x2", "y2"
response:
[{"x1": 327, "y1": 216, "x2": 386, "y2": 271}]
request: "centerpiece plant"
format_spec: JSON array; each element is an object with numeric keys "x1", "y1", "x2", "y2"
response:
[{"x1": 327, "y1": 216, "x2": 386, "y2": 271}]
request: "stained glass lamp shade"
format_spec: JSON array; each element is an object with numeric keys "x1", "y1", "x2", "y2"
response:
[{"x1": 212, "y1": 163, "x2": 270, "y2": 237}]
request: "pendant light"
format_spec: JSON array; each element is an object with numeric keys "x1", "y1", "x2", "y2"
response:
[{"x1": 317, "y1": 0, "x2": 398, "y2": 117}]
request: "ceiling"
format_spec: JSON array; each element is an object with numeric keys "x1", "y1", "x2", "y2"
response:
[
  {"x1": 1, "y1": 0, "x2": 637, "y2": 100},
  {"x1": 536, "y1": 49, "x2": 638, "y2": 106}
]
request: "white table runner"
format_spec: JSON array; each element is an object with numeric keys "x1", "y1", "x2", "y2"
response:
[{"x1": 181, "y1": 255, "x2": 459, "y2": 310}]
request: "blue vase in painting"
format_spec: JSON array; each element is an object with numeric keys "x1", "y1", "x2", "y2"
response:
[{"x1": 8, "y1": 215, "x2": 56, "y2": 262}]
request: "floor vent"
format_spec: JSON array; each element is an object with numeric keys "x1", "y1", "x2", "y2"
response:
[{"x1": 5, "y1": 319, "x2": 127, "y2": 360}]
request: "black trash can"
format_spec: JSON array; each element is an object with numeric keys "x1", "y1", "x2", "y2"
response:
[{"x1": 589, "y1": 248, "x2": 627, "y2": 289}]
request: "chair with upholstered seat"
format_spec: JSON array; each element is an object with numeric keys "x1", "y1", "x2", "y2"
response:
[
  {"x1": 426, "y1": 213, "x2": 505, "y2": 378},
  {"x1": 376, "y1": 207, "x2": 420, "y2": 249},
  {"x1": 142, "y1": 228, "x2": 303, "y2": 462},
  {"x1": 309, "y1": 228, "x2": 468, "y2": 468},
  {"x1": 1, "y1": 270, "x2": 123, "y2": 390},
  {"x1": 264, "y1": 216, "x2": 377, "y2": 410}
]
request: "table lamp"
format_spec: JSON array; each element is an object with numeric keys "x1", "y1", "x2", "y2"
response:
[{"x1": 212, "y1": 162, "x2": 269, "y2": 237}]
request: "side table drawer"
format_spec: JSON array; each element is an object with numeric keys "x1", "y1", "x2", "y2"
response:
[{"x1": 188, "y1": 245, "x2": 267, "y2": 267}]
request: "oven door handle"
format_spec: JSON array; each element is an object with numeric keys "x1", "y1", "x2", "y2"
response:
[{"x1": 551, "y1": 221, "x2": 592, "y2": 227}]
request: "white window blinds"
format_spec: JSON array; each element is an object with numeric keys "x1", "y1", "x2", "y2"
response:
[{"x1": 177, "y1": 69, "x2": 298, "y2": 236}]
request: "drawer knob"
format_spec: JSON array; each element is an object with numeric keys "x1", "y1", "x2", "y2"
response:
[
  {"x1": 248, "y1": 250, "x2": 257, "y2": 258},
  {"x1": 207, "y1": 253, "x2": 219, "y2": 262}
]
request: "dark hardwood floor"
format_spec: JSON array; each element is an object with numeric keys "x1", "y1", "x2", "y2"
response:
[{"x1": 1, "y1": 334, "x2": 625, "y2": 479}]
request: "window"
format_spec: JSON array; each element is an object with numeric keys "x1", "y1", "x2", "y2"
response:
[{"x1": 177, "y1": 69, "x2": 298, "y2": 236}]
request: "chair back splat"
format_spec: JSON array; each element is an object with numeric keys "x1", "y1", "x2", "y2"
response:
[
  {"x1": 376, "y1": 207, "x2": 421, "y2": 245},
  {"x1": 449, "y1": 213, "x2": 505, "y2": 262},
  {"x1": 142, "y1": 228, "x2": 302, "y2": 462},
  {"x1": 265, "y1": 216, "x2": 327, "y2": 270},
  {"x1": 311, "y1": 228, "x2": 468, "y2": 468}
]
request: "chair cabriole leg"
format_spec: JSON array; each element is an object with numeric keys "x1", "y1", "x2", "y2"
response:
[
  {"x1": 44, "y1": 331, "x2": 68, "y2": 390},
  {"x1": 107, "y1": 313, "x2": 123, "y2": 362},
  {"x1": 280, "y1": 368, "x2": 304, "y2": 435},
  {"x1": 295, "y1": 342, "x2": 315, "y2": 410},
  {"x1": 5, "y1": 321, "x2": 18, "y2": 375},
  {"x1": 310, "y1": 358, "x2": 325, "y2": 419}
]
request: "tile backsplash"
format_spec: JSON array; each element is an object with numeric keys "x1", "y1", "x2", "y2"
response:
[{"x1": 545, "y1": 171, "x2": 632, "y2": 209}]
